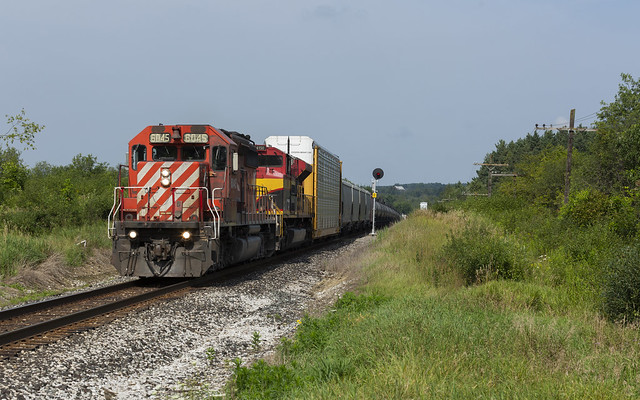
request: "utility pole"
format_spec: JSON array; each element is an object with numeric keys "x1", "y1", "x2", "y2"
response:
[
  {"x1": 564, "y1": 109, "x2": 575, "y2": 204},
  {"x1": 473, "y1": 163, "x2": 509, "y2": 197},
  {"x1": 535, "y1": 109, "x2": 597, "y2": 204}
]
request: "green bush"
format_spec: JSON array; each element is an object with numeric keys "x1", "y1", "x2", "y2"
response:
[
  {"x1": 559, "y1": 189, "x2": 610, "y2": 227},
  {"x1": 607, "y1": 193, "x2": 638, "y2": 238},
  {"x1": 602, "y1": 245, "x2": 640, "y2": 323},
  {"x1": 429, "y1": 201, "x2": 450, "y2": 213},
  {"x1": 441, "y1": 220, "x2": 529, "y2": 285},
  {"x1": 0, "y1": 154, "x2": 117, "y2": 234}
]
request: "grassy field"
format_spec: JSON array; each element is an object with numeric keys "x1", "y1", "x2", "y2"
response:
[{"x1": 224, "y1": 210, "x2": 640, "y2": 399}]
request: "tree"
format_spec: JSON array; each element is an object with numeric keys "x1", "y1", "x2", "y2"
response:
[
  {"x1": 0, "y1": 147, "x2": 28, "y2": 202},
  {"x1": 2, "y1": 108, "x2": 44, "y2": 150},
  {"x1": 588, "y1": 73, "x2": 640, "y2": 192}
]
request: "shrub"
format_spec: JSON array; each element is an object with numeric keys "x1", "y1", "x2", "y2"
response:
[
  {"x1": 559, "y1": 189, "x2": 610, "y2": 227},
  {"x1": 429, "y1": 201, "x2": 450, "y2": 213},
  {"x1": 441, "y1": 219, "x2": 529, "y2": 285},
  {"x1": 607, "y1": 193, "x2": 638, "y2": 238},
  {"x1": 602, "y1": 245, "x2": 640, "y2": 323}
]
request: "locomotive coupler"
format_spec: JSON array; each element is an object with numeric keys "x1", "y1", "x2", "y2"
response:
[{"x1": 151, "y1": 238, "x2": 172, "y2": 260}]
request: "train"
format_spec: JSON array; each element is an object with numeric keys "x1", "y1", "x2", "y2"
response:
[{"x1": 108, "y1": 124, "x2": 401, "y2": 277}]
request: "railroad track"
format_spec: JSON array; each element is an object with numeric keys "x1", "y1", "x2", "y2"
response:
[
  {"x1": 0, "y1": 235, "x2": 354, "y2": 359},
  {"x1": 0, "y1": 278, "x2": 194, "y2": 359}
]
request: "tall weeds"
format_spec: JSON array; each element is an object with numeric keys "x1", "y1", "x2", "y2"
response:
[{"x1": 0, "y1": 221, "x2": 110, "y2": 277}]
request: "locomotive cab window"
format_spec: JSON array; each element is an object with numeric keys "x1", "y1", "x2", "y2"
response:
[
  {"x1": 152, "y1": 146, "x2": 178, "y2": 161},
  {"x1": 131, "y1": 144, "x2": 146, "y2": 170},
  {"x1": 211, "y1": 146, "x2": 227, "y2": 170},
  {"x1": 182, "y1": 146, "x2": 207, "y2": 161},
  {"x1": 258, "y1": 154, "x2": 283, "y2": 167}
]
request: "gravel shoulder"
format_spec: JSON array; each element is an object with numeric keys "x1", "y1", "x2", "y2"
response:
[{"x1": 0, "y1": 235, "x2": 374, "y2": 399}]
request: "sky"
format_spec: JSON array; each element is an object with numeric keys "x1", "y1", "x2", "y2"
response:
[{"x1": 1, "y1": 0, "x2": 639, "y2": 185}]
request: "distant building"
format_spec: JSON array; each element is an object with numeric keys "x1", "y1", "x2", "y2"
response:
[
  {"x1": 394, "y1": 185, "x2": 405, "y2": 191},
  {"x1": 420, "y1": 202, "x2": 428, "y2": 210}
]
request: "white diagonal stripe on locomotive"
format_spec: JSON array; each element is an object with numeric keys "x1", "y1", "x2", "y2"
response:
[
  {"x1": 149, "y1": 162, "x2": 200, "y2": 220},
  {"x1": 135, "y1": 162, "x2": 169, "y2": 218},
  {"x1": 156, "y1": 164, "x2": 201, "y2": 220},
  {"x1": 136, "y1": 161, "x2": 165, "y2": 186},
  {"x1": 177, "y1": 169, "x2": 203, "y2": 221},
  {"x1": 137, "y1": 162, "x2": 199, "y2": 220},
  {"x1": 155, "y1": 163, "x2": 201, "y2": 212}
]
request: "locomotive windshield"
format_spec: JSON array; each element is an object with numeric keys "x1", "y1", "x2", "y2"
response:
[
  {"x1": 151, "y1": 145, "x2": 207, "y2": 161},
  {"x1": 152, "y1": 146, "x2": 178, "y2": 161},
  {"x1": 258, "y1": 154, "x2": 283, "y2": 167},
  {"x1": 182, "y1": 146, "x2": 207, "y2": 161}
]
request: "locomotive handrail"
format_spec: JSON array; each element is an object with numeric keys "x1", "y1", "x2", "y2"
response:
[
  {"x1": 211, "y1": 187, "x2": 222, "y2": 238},
  {"x1": 108, "y1": 186, "x2": 154, "y2": 238},
  {"x1": 107, "y1": 187, "x2": 121, "y2": 238}
]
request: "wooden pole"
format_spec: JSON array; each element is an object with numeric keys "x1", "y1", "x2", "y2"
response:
[{"x1": 564, "y1": 109, "x2": 575, "y2": 204}]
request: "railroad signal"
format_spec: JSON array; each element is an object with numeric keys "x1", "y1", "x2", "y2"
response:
[
  {"x1": 371, "y1": 168, "x2": 384, "y2": 236},
  {"x1": 372, "y1": 168, "x2": 384, "y2": 180}
]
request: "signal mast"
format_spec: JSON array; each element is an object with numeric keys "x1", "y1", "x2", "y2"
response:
[{"x1": 371, "y1": 168, "x2": 384, "y2": 236}]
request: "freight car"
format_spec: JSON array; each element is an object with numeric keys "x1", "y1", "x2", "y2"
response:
[
  {"x1": 341, "y1": 180, "x2": 373, "y2": 233},
  {"x1": 108, "y1": 126, "x2": 400, "y2": 278}
]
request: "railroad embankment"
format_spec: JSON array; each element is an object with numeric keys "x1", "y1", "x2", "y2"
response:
[
  {"x1": 0, "y1": 222, "x2": 118, "y2": 307},
  {"x1": 226, "y1": 210, "x2": 640, "y2": 399}
]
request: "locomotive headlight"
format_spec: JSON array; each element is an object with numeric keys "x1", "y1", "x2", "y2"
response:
[
  {"x1": 160, "y1": 168, "x2": 171, "y2": 187},
  {"x1": 128, "y1": 230, "x2": 138, "y2": 239},
  {"x1": 182, "y1": 231, "x2": 191, "y2": 240}
]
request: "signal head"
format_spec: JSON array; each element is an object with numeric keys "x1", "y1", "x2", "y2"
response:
[{"x1": 372, "y1": 168, "x2": 384, "y2": 180}]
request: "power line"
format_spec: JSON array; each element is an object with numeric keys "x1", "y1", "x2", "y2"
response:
[
  {"x1": 535, "y1": 110, "x2": 598, "y2": 128},
  {"x1": 575, "y1": 112, "x2": 598, "y2": 122}
]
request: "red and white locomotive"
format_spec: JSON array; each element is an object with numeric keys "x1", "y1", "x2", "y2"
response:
[{"x1": 108, "y1": 124, "x2": 400, "y2": 277}]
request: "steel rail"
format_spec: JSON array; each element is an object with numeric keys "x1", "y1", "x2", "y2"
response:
[
  {"x1": 0, "y1": 279, "x2": 192, "y2": 348},
  {"x1": 0, "y1": 280, "x2": 143, "y2": 320}
]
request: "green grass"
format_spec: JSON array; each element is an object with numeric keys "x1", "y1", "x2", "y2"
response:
[
  {"x1": 0, "y1": 220, "x2": 111, "y2": 277},
  {"x1": 0, "y1": 226, "x2": 51, "y2": 277},
  {"x1": 225, "y1": 210, "x2": 640, "y2": 399}
]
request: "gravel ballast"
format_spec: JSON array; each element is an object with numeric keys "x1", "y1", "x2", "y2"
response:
[{"x1": 0, "y1": 235, "x2": 373, "y2": 399}]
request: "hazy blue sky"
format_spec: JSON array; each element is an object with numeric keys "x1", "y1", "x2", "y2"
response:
[{"x1": 1, "y1": 1, "x2": 638, "y2": 185}]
